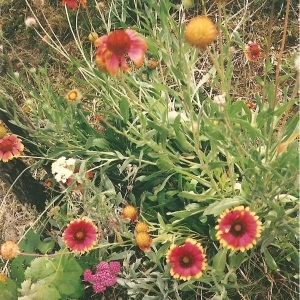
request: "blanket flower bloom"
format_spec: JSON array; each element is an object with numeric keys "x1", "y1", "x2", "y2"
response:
[
  {"x1": 184, "y1": 16, "x2": 217, "y2": 49},
  {"x1": 245, "y1": 41, "x2": 261, "y2": 61},
  {"x1": 0, "y1": 241, "x2": 20, "y2": 260},
  {"x1": 62, "y1": 218, "x2": 97, "y2": 254},
  {"x1": 83, "y1": 261, "x2": 121, "y2": 293},
  {"x1": 94, "y1": 29, "x2": 147, "y2": 74},
  {"x1": 0, "y1": 135, "x2": 24, "y2": 162},
  {"x1": 62, "y1": 0, "x2": 86, "y2": 9},
  {"x1": 167, "y1": 238, "x2": 206, "y2": 281},
  {"x1": 215, "y1": 206, "x2": 262, "y2": 252}
]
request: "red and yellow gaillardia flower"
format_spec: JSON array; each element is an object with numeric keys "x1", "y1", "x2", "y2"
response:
[
  {"x1": 0, "y1": 135, "x2": 24, "y2": 162},
  {"x1": 135, "y1": 231, "x2": 152, "y2": 252},
  {"x1": 94, "y1": 29, "x2": 147, "y2": 74},
  {"x1": 166, "y1": 238, "x2": 207, "y2": 281},
  {"x1": 245, "y1": 41, "x2": 261, "y2": 61},
  {"x1": 62, "y1": 218, "x2": 97, "y2": 254},
  {"x1": 215, "y1": 206, "x2": 262, "y2": 252},
  {"x1": 184, "y1": 16, "x2": 217, "y2": 49},
  {"x1": 0, "y1": 241, "x2": 20, "y2": 260},
  {"x1": 122, "y1": 205, "x2": 138, "y2": 222}
]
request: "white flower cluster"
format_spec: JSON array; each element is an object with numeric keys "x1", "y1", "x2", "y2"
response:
[{"x1": 51, "y1": 157, "x2": 76, "y2": 183}]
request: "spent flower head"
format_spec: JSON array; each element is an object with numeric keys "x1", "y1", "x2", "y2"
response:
[
  {"x1": 122, "y1": 205, "x2": 138, "y2": 222},
  {"x1": 0, "y1": 241, "x2": 20, "y2": 260},
  {"x1": 245, "y1": 41, "x2": 261, "y2": 61},
  {"x1": 135, "y1": 231, "x2": 152, "y2": 251},
  {"x1": 25, "y1": 17, "x2": 37, "y2": 28}
]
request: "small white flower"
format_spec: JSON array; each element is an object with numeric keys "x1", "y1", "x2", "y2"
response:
[
  {"x1": 51, "y1": 157, "x2": 76, "y2": 183},
  {"x1": 25, "y1": 17, "x2": 37, "y2": 28},
  {"x1": 213, "y1": 93, "x2": 226, "y2": 105}
]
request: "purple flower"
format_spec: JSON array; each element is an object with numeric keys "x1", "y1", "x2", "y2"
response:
[
  {"x1": 109, "y1": 261, "x2": 121, "y2": 275},
  {"x1": 83, "y1": 260, "x2": 121, "y2": 293}
]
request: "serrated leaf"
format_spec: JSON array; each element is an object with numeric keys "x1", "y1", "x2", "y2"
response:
[
  {"x1": 23, "y1": 252, "x2": 84, "y2": 299},
  {"x1": 18, "y1": 279, "x2": 60, "y2": 300}
]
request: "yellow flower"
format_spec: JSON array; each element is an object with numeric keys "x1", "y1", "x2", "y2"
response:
[
  {"x1": 184, "y1": 16, "x2": 217, "y2": 49},
  {"x1": 0, "y1": 241, "x2": 20, "y2": 260},
  {"x1": 66, "y1": 89, "x2": 82, "y2": 103}
]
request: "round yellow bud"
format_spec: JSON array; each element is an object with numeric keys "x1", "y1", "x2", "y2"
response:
[
  {"x1": 88, "y1": 32, "x2": 98, "y2": 43},
  {"x1": 184, "y1": 16, "x2": 217, "y2": 49}
]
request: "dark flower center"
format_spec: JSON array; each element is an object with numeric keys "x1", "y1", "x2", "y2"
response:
[
  {"x1": 0, "y1": 140, "x2": 13, "y2": 152},
  {"x1": 230, "y1": 221, "x2": 245, "y2": 236},
  {"x1": 73, "y1": 228, "x2": 87, "y2": 242},
  {"x1": 107, "y1": 30, "x2": 131, "y2": 56},
  {"x1": 180, "y1": 254, "x2": 193, "y2": 267}
]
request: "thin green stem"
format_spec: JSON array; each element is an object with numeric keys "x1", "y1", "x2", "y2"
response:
[{"x1": 273, "y1": 0, "x2": 291, "y2": 109}]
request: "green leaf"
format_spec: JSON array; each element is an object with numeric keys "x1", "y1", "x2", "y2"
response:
[
  {"x1": 37, "y1": 239, "x2": 55, "y2": 254},
  {"x1": 22, "y1": 252, "x2": 84, "y2": 299},
  {"x1": 229, "y1": 252, "x2": 246, "y2": 269},
  {"x1": 263, "y1": 248, "x2": 278, "y2": 270},
  {"x1": 0, "y1": 279, "x2": 18, "y2": 300},
  {"x1": 18, "y1": 279, "x2": 60, "y2": 300},
  {"x1": 212, "y1": 248, "x2": 227, "y2": 274},
  {"x1": 120, "y1": 98, "x2": 129, "y2": 123},
  {"x1": 203, "y1": 197, "x2": 246, "y2": 216}
]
